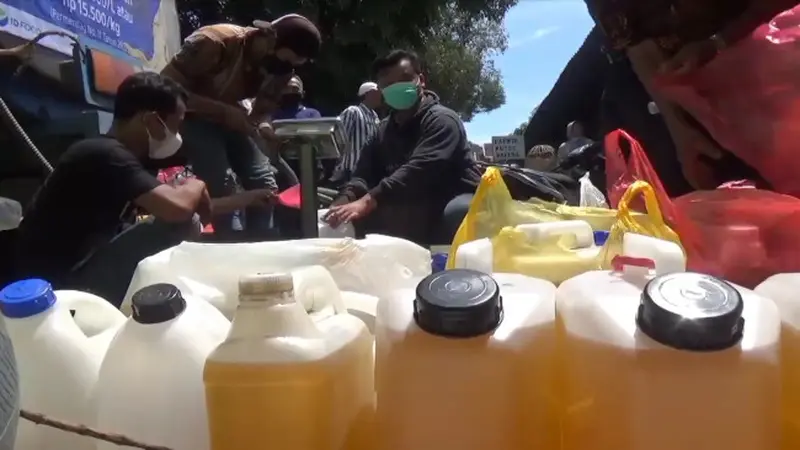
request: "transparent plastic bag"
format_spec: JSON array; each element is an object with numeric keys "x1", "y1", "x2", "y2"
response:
[
  {"x1": 579, "y1": 172, "x2": 608, "y2": 208},
  {"x1": 0, "y1": 197, "x2": 21, "y2": 231}
]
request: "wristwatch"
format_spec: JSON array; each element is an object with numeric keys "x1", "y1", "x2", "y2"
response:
[{"x1": 709, "y1": 34, "x2": 728, "y2": 52}]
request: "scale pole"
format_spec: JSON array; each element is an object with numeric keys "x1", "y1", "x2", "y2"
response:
[{"x1": 299, "y1": 146, "x2": 319, "y2": 238}]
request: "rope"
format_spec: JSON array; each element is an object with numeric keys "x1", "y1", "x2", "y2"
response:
[{"x1": 20, "y1": 409, "x2": 174, "y2": 450}]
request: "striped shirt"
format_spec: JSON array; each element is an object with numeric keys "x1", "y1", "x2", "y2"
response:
[{"x1": 337, "y1": 103, "x2": 380, "y2": 173}]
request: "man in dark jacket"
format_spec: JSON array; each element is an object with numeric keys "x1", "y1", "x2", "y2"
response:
[{"x1": 324, "y1": 50, "x2": 480, "y2": 245}]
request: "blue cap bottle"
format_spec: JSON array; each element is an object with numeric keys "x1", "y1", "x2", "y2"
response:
[
  {"x1": 431, "y1": 253, "x2": 448, "y2": 273},
  {"x1": 593, "y1": 230, "x2": 610, "y2": 247},
  {"x1": 0, "y1": 279, "x2": 57, "y2": 318}
]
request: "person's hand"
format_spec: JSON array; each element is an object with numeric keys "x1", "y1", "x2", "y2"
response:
[
  {"x1": 672, "y1": 126, "x2": 724, "y2": 189},
  {"x1": 323, "y1": 196, "x2": 376, "y2": 228},
  {"x1": 240, "y1": 189, "x2": 276, "y2": 208},
  {"x1": 197, "y1": 186, "x2": 213, "y2": 223},
  {"x1": 257, "y1": 122, "x2": 279, "y2": 142},
  {"x1": 660, "y1": 39, "x2": 718, "y2": 75},
  {"x1": 224, "y1": 105, "x2": 256, "y2": 134}
]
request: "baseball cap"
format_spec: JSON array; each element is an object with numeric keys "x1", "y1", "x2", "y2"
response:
[{"x1": 358, "y1": 82, "x2": 378, "y2": 97}]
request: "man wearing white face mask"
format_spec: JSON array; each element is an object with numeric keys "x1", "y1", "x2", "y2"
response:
[{"x1": 13, "y1": 73, "x2": 274, "y2": 306}]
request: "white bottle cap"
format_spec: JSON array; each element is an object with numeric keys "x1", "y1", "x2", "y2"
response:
[{"x1": 238, "y1": 273, "x2": 294, "y2": 297}]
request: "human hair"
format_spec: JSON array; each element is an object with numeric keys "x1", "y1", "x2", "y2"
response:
[
  {"x1": 113, "y1": 72, "x2": 188, "y2": 121},
  {"x1": 372, "y1": 49, "x2": 423, "y2": 76}
]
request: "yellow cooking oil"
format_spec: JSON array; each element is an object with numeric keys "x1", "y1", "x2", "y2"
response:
[
  {"x1": 754, "y1": 274, "x2": 800, "y2": 450},
  {"x1": 204, "y1": 272, "x2": 375, "y2": 450},
  {"x1": 781, "y1": 326, "x2": 800, "y2": 450},
  {"x1": 558, "y1": 270, "x2": 781, "y2": 450},
  {"x1": 375, "y1": 270, "x2": 559, "y2": 450}
]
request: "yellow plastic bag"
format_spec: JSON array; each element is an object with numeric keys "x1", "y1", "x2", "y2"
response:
[
  {"x1": 477, "y1": 180, "x2": 683, "y2": 282},
  {"x1": 598, "y1": 180, "x2": 684, "y2": 267},
  {"x1": 489, "y1": 223, "x2": 602, "y2": 284},
  {"x1": 448, "y1": 167, "x2": 644, "y2": 268}
]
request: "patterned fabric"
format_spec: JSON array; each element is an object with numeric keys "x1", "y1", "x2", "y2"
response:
[
  {"x1": 337, "y1": 103, "x2": 380, "y2": 173},
  {"x1": 585, "y1": 0, "x2": 749, "y2": 52},
  {"x1": 164, "y1": 23, "x2": 291, "y2": 105}
]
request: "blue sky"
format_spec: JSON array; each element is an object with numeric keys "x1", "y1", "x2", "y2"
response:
[{"x1": 464, "y1": 0, "x2": 594, "y2": 144}]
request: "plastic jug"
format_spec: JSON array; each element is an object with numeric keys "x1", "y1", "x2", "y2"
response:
[
  {"x1": 292, "y1": 265, "x2": 348, "y2": 321},
  {"x1": 375, "y1": 269, "x2": 558, "y2": 450},
  {"x1": 0, "y1": 313, "x2": 19, "y2": 450},
  {"x1": 53, "y1": 290, "x2": 127, "y2": 359},
  {"x1": 0, "y1": 279, "x2": 106, "y2": 450},
  {"x1": 318, "y1": 209, "x2": 356, "y2": 238},
  {"x1": 454, "y1": 220, "x2": 600, "y2": 284},
  {"x1": 755, "y1": 273, "x2": 800, "y2": 450},
  {"x1": 556, "y1": 239, "x2": 780, "y2": 450},
  {"x1": 204, "y1": 272, "x2": 374, "y2": 450},
  {"x1": 341, "y1": 291, "x2": 379, "y2": 334},
  {"x1": 122, "y1": 237, "x2": 429, "y2": 320},
  {"x1": 95, "y1": 284, "x2": 230, "y2": 450}
]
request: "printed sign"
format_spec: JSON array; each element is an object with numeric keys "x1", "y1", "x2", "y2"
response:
[
  {"x1": 491, "y1": 135, "x2": 525, "y2": 160},
  {"x1": 0, "y1": 0, "x2": 161, "y2": 62}
]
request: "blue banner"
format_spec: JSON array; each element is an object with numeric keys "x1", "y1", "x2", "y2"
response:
[{"x1": 0, "y1": 0, "x2": 160, "y2": 59}]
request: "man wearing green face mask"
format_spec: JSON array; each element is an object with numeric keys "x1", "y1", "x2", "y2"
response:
[{"x1": 324, "y1": 50, "x2": 481, "y2": 245}]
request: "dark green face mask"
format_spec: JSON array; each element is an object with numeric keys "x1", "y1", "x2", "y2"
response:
[{"x1": 381, "y1": 81, "x2": 419, "y2": 110}]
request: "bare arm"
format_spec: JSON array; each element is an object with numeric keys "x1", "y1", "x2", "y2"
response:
[
  {"x1": 134, "y1": 179, "x2": 207, "y2": 223},
  {"x1": 209, "y1": 190, "x2": 273, "y2": 216}
]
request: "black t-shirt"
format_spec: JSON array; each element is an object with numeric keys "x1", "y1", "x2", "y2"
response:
[{"x1": 15, "y1": 137, "x2": 161, "y2": 283}]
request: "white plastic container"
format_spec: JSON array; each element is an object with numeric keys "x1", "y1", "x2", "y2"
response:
[
  {"x1": 755, "y1": 273, "x2": 800, "y2": 450},
  {"x1": 95, "y1": 284, "x2": 230, "y2": 450},
  {"x1": 376, "y1": 270, "x2": 558, "y2": 450},
  {"x1": 557, "y1": 237, "x2": 780, "y2": 450},
  {"x1": 318, "y1": 209, "x2": 356, "y2": 238},
  {"x1": 122, "y1": 236, "x2": 429, "y2": 320},
  {"x1": 0, "y1": 279, "x2": 109, "y2": 450},
  {"x1": 204, "y1": 272, "x2": 375, "y2": 450},
  {"x1": 454, "y1": 220, "x2": 601, "y2": 284},
  {"x1": 53, "y1": 290, "x2": 127, "y2": 359}
]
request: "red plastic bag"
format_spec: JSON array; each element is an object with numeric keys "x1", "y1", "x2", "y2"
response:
[
  {"x1": 654, "y1": 5, "x2": 800, "y2": 197},
  {"x1": 605, "y1": 129, "x2": 800, "y2": 287}
]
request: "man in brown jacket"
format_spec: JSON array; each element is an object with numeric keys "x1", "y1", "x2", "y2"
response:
[{"x1": 161, "y1": 14, "x2": 321, "y2": 237}]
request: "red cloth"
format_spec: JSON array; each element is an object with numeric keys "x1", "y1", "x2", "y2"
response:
[{"x1": 277, "y1": 184, "x2": 302, "y2": 209}]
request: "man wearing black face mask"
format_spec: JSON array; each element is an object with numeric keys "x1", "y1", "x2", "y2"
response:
[
  {"x1": 162, "y1": 14, "x2": 321, "y2": 238},
  {"x1": 272, "y1": 76, "x2": 321, "y2": 120}
]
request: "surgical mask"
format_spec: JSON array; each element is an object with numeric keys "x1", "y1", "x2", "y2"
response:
[
  {"x1": 147, "y1": 117, "x2": 183, "y2": 160},
  {"x1": 263, "y1": 54, "x2": 294, "y2": 75},
  {"x1": 382, "y1": 81, "x2": 420, "y2": 110}
]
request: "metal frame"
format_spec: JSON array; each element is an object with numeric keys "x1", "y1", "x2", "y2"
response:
[{"x1": 272, "y1": 118, "x2": 346, "y2": 238}]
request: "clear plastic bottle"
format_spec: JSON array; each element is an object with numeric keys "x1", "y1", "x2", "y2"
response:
[{"x1": 204, "y1": 272, "x2": 374, "y2": 450}]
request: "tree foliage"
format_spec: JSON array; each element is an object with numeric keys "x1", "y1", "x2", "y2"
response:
[
  {"x1": 175, "y1": 0, "x2": 516, "y2": 119},
  {"x1": 512, "y1": 105, "x2": 538, "y2": 136}
]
